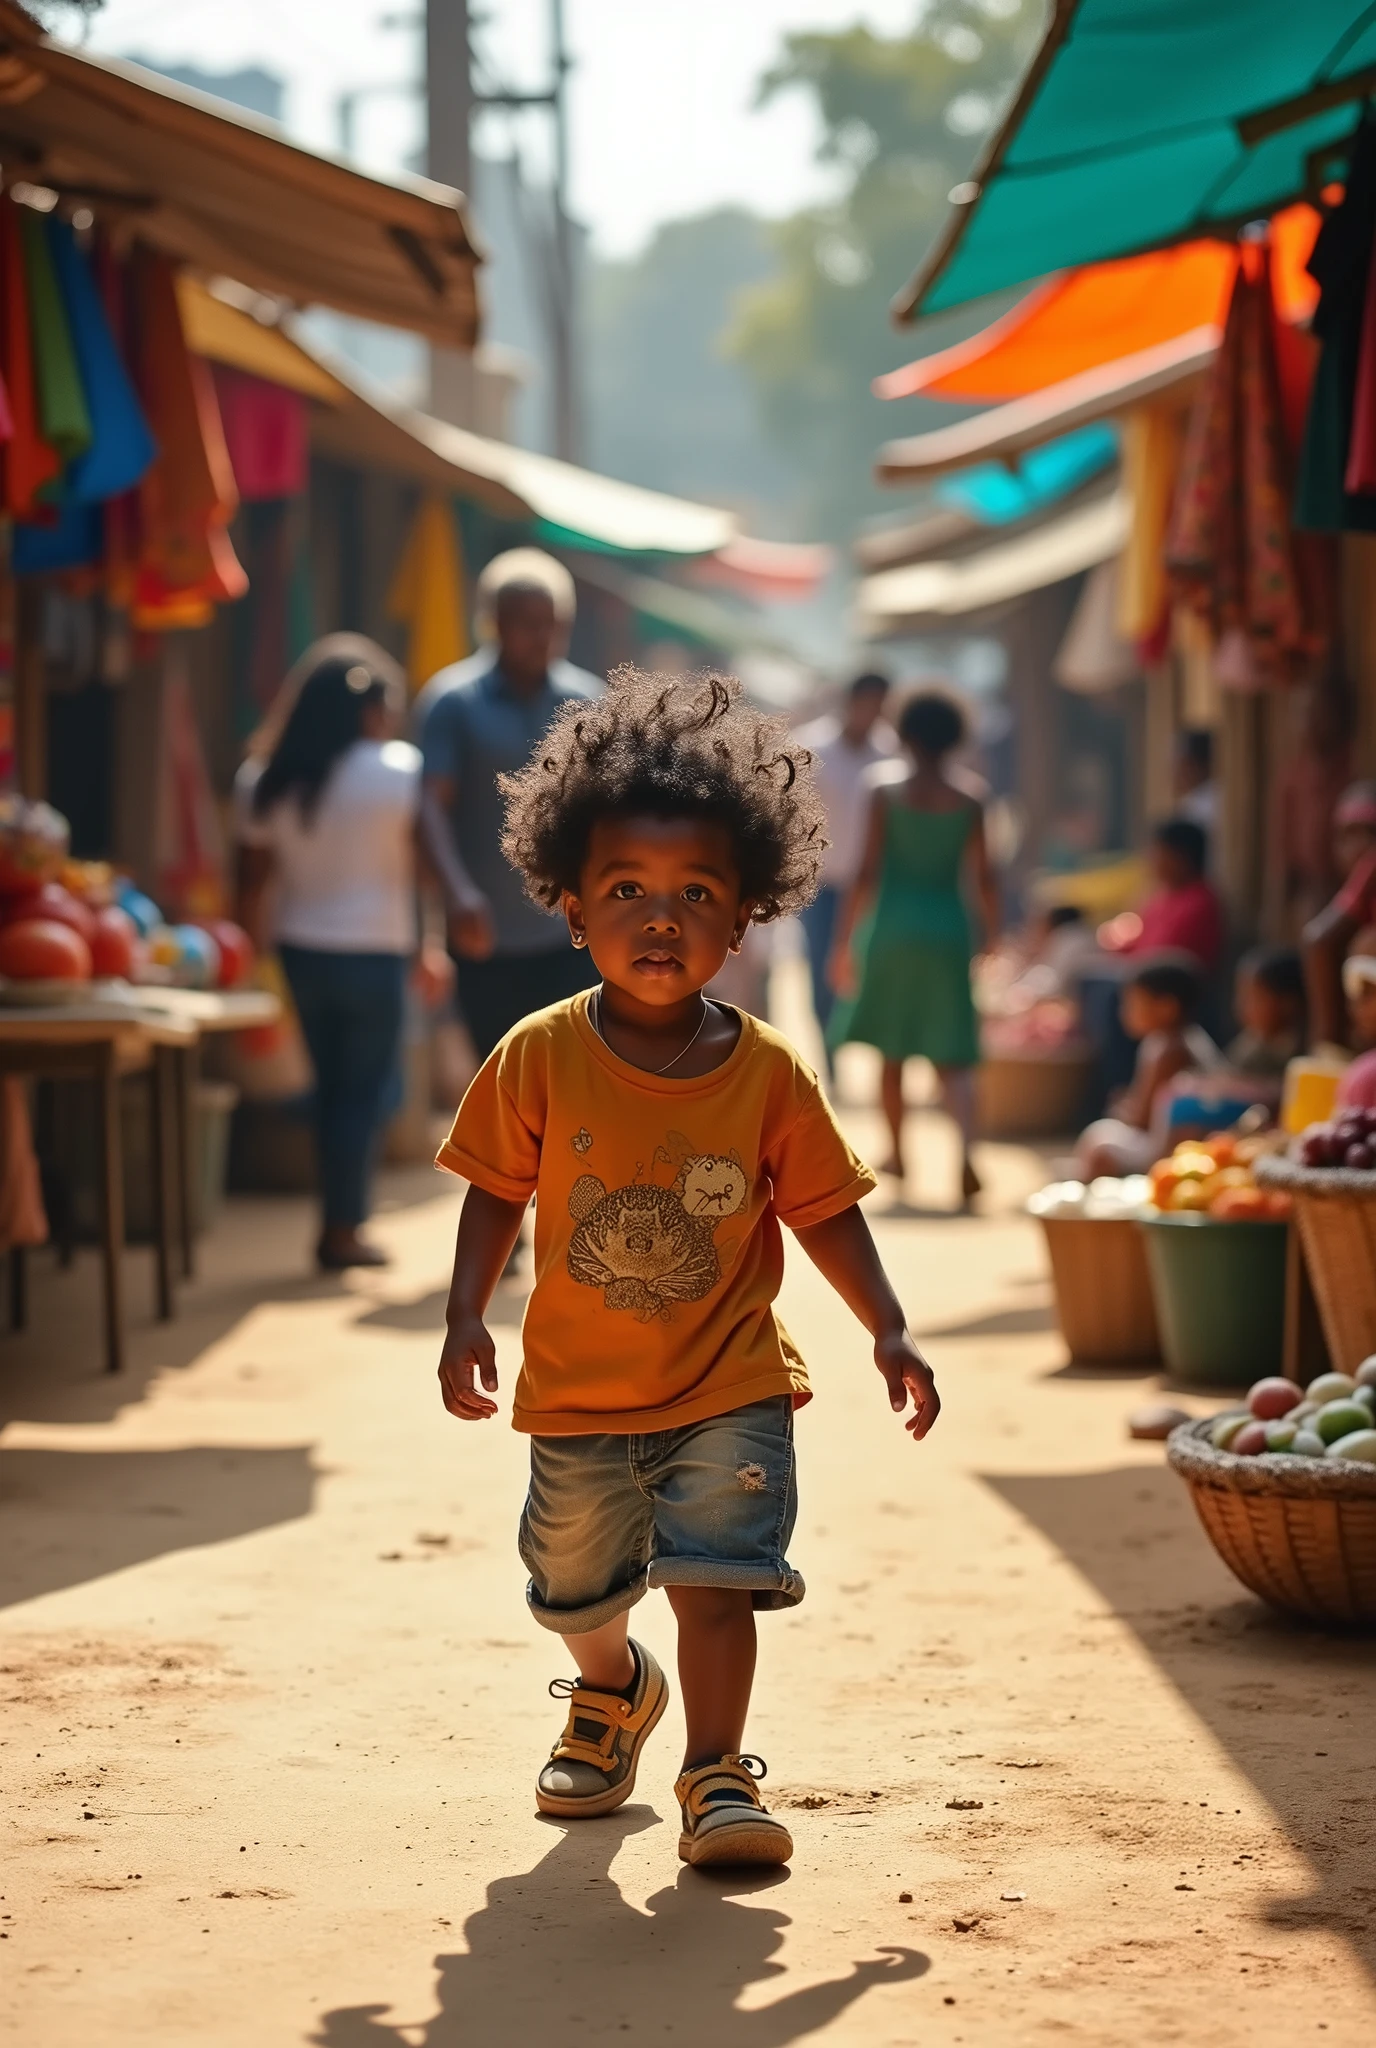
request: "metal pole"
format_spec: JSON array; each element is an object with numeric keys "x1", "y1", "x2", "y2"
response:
[
  {"x1": 426, "y1": 0, "x2": 474, "y2": 423},
  {"x1": 549, "y1": 0, "x2": 578, "y2": 461}
]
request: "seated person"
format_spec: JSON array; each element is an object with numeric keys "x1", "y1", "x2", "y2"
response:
[
  {"x1": 1037, "y1": 904, "x2": 1099, "y2": 994},
  {"x1": 1075, "y1": 954, "x2": 1223, "y2": 1178},
  {"x1": 1126, "y1": 818, "x2": 1224, "y2": 972},
  {"x1": 1302, "y1": 780, "x2": 1376, "y2": 1049},
  {"x1": 1226, "y1": 946, "x2": 1305, "y2": 1079},
  {"x1": 1336, "y1": 929, "x2": 1376, "y2": 1112}
]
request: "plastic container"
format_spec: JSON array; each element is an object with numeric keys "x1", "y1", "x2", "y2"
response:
[
  {"x1": 1038, "y1": 1213, "x2": 1160, "y2": 1364},
  {"x1": 1139, "y1": 1212, "x2": 1287, "y2": 1387},
  {"x1": 1281, "y1": 1056, "x2": 1346, "y2": 1135}
]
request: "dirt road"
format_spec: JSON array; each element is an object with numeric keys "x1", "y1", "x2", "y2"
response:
[{"x1": 2, "y1": 1095, "x2": 1373, "y2": 2046}]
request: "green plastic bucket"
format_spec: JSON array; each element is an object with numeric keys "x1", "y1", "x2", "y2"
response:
[{"x1": 1138, "y1": 1213, "x2": 1287, "y2": 1388}]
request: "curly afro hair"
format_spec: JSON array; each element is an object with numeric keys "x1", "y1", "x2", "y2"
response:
[{"x1": 499, "y1": 666, "x2": 826, "y2": 922}]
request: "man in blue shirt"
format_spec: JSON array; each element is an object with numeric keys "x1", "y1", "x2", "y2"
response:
[{"x1": 416, "y1": 550, "x2": 601, "y2": 1059}]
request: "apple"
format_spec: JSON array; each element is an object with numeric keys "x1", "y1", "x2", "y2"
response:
[
  {"x1": 1307, "y1": 1373, "x2": 1358, "y2": 1405},
  {"x1": 1314, "y1": 1398, "x2": 1371, "y2": 1445},
  {"x1": 1247, "y1": 1377, "x2": 1302, "y2": 1421},
  {"x1": 1264, "y1": 1419, "x2": 1300, "y2": 1451},
  {"x1": 1230, "y1": 1421, "x2": 1269, "y2": 1456}
]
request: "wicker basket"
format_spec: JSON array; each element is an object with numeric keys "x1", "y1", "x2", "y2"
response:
[
  {"x1": 1167, "y1": 1417, "x2": 1376, "y2": 1626},
  {"x1": 977, "y1": 1050, "x2": 1094, "y2": 1140},
  {"x1": 1256, "y1": 1155, "x2": 1376, "y2": 1374},
  {"x1": 1038, "y1": 1212, "x2": 1160, "y2": 1365}
]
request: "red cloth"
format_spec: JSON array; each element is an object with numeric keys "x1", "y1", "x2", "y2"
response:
[
  {"x1": 211, "y1": 364, "x2": 307, "y2": 501},
  {"x1": 0, "y1": 199, "x2": 56, "y2": 518},
  {"x1": 1335, "y1": 845, "x2": 1376, "y2": 925},
  {"x1": 1337, "y1": 1048, "x2": 1376, "y2": 1110},
  {"x1": 1166, "y1": 239, "x2": 1312, "y2": 683},
  {"x1": 1129, "y1": 879, "x2": 1224, "y2": 970}
]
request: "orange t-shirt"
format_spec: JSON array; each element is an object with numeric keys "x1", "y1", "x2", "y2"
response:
[{"x1": 436, "y1": 991, "x2": 876, "y2": 1435}]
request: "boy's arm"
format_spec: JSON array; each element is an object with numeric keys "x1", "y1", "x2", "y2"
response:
[
  {"x1": 438, "y1": 1185, "x2": 529, "y2": 1420},
  {"x1": 790, "y1": 1203, "x2": 940, "y2": 1440}
]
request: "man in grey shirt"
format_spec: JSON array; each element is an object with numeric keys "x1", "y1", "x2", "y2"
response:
[{"x1": 416, "y1": 550, "x2": 601, "y2": 1059}]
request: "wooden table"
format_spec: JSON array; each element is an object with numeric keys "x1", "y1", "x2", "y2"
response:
[{"x1": 0, "y1": 987, "x2": 279, "y2": 1372}]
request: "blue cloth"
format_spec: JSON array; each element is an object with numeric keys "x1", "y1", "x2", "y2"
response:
[
  {"x1": 798, "y1": 884, "x2": 840, "y2": 1049},
  {"x1": 414, "y1": 648, "x2": 600, "y2": 955},
  {"x1": 937, "y1": 423, "x2": 1118, "y2": 527},
  {"x1": 519, "y1": 1396, "x2": 803, "y2": 1633},
  {"x1": 277, "y1": 945, "x2": 407, "y2": 1230},
  {"x1": 47, "y1": 216, "x2": 156, "y2": 504},
  {"x1": 13, "y1": 499, "x2": 101, "y2": 572}
]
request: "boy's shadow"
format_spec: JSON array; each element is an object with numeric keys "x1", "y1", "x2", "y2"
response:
[{"x1": 315, "y1": 1807, "x2": 927, "y2": 2046}]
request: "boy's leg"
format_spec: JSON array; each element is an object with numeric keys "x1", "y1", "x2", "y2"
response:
[
  {"x1": 566, "y1": 1612, "x2": 635, "y2": 1693},
  {"x1": 666, "y1": 1585, "x2": 756, "y2": 1766}
]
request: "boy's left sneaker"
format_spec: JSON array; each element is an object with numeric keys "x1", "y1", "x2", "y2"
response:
[
  {"x1": 535, "y1": 1639, "x2": 669, "y2": 1819},
  {"x1": 675, "y1": 1754, "x2": 793, "y2": 1868}
]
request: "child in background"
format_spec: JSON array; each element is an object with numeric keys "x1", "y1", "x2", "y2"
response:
[
  {"x1": 1123, "y1": 818, "x2": 1225, "y2": 971},
  {"x1": 1226, "y1": 947, "x2": 1306, "y2": 1079},
  {"x1": 1076, "y1": 954, "x2": 1223, "y2": 1177},
  {"x1": 1336, "y1": 930, "x2": 1376, "y2": 1110},
  {"x1": 433, "y1": 669, "x2": 939, "y2": 1871}
]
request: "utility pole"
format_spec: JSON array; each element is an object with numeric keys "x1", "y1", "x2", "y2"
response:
[
  {"x1": 426, "y1": 0, "x2": 475, "y2": 427},
  {"x1": 548, "y1": 0, "x2": 578, "y2": 463}
]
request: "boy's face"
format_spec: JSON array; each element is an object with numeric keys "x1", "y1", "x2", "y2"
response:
[
  {"x1": 1351, "y1": 978, "x2": 1376, "y2": 1048},
  {"x1": 1149, "y1": 840, "x2": 1191, "y2": 890},
  {"x1": 1236, "y1": 971, "x2": 1298, "y2": 1041},
  {"x1": 565, "y1": 816, "x2": 752, "y2": 1007},
  {"x1": 1121, "y1": 984, "x2": 1180, "y2": 1040}
]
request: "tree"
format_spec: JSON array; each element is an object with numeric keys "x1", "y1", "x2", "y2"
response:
[{"x1": 726, "y1": 0, "x2": 1043, "y2": 540}]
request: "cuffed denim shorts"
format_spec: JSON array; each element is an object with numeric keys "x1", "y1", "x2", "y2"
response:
[{"x1": 519, "y1": 1395, "x2": 804, "y2": 1634}]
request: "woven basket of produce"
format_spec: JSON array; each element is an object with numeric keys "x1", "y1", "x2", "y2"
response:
[
  {"x1": 1028, "y1": 1178, "x2": 1159, "y2": 1365},
  {"x1": 1167, "y1": 1379, "x2": 1376, "y2": 1625},
  {"x1": 1257, "y1": 1141, "x2": 1376, "y2": 1375}
]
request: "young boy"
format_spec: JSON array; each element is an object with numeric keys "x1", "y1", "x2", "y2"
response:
[
  {"x1": 1125, "y1": 818, "x2": 1224, "y2": 971},
  {"x1": 434, "y1": 669, "x2": 939, "y2": 1870},
  {"x1": 1075, "y1": 954, "x2": 1222, "y2": 1177},
  {"x1": 1225, "y1": 947, "x2": 1305, "y2": 1080}
]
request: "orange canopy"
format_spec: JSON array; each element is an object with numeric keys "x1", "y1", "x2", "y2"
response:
[{"x1": 875, "y1": 206, "x2": 1322, "y2": 407}]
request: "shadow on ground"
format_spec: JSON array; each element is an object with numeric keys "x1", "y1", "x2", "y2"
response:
[
  {"x1": 0, "y1": 1443, "x2": 317, "y2": 1608},
  {"x1": 314, "y1": 1808, "x2": 927, "y2": 2046},
  {"x1": 988, "y1": 1463, "x2": 1376, "y2": 1976}
]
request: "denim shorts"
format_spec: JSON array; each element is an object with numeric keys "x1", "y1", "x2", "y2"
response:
[{"x1": 519, "y1": 1395, "x2": 804, "y2": 1634}]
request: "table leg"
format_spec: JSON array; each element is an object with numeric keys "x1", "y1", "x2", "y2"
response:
[
  {"x1": 173, "y1": 1043, "x2": 196, "y2": 1278},
  {"x1": 150, "y1": 1052, "x2": 174, "y2": 1322},
  {"x1": 9, "y1": 1244, "x2": 25, "y2": 1332},
  {"x1": 95, "y1": 1040, "x2": 126, "y2": 1374}
]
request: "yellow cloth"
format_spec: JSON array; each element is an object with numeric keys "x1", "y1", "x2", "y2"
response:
[
  {"x1": 1117, "y1": 399, "x2": 1185, "y2": 643},
  {"x1": 436, "y1": 992, "x2": 876, "y2": 1435},
  {"x1": 386, "y1": 492, "x2": 469, "y2": 691}
]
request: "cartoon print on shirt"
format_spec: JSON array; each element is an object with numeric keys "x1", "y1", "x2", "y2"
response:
[
  {"x1": 567, "y1": 1141, "x2": 750, "y2": 1322},
  {"x1": 570, "y1": 1126, "x2": 594, "y2": 1156}
]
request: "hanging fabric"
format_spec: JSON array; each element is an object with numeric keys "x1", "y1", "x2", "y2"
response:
[
  {"x1": 19, "y1": 206, "x2": 91, "y2": 464},
  {"x1": 211, "y1": 363, "x2": 308, "y2": 501},
  {"x1": 130, "y1": 247, "x2": 247, "y2": 630},
  {"x1": 0, "y1": 201, "x2": 55, "y2": 519},
  {"x1": 47, "y1": 216, "x2": 156, "y2": 504},
  {"x1": 153, "y1": 645, "x2": 228, "y2": 918},
  {"x1": 1295, "y1": 114, "x2": 1376, "y2": 533},
  {"x1": 11, "y1": 499, "x2": 101, "y2": 574},
  {"x1": 385, "y1": 492, "x2": 468, "y2": 691},
  {"x1": 1166, "y1": 237, "x2": 1309, "y2": 686},
  {"x1": 1117, "y1": 399, "x2": 1185, "y2": 652}
]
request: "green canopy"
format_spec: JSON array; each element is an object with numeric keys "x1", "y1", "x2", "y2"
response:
[{"x1": 899, "y1": 0, "x2": 1376, "y2": 319}]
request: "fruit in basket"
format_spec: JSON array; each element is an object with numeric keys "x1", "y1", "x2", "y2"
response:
[
  {"x1": 1149, "y1": 1137, "x2": 1290, "y2": 1219},
  {"x1": 1328, "y1": 1429, "x2": 1376, "y2": 1462},
  {"x1": 0, "y1": 796, "x2": 69, "y2": 899},
  {"x1": 1308, "y1": 1372, "x2": 1357, "y2": 1404},
  {"x1": 90, "y1": 904, "x2": 137, "y2": 979},
  {"x1": 1356, "y1": 1385, "x2": 1376, "y2": 1417},
  {"x1": 1264, "y1": 1418, "x2": 1300, "y2": 1451},
  {"x1": 1356, "y1": 1355, "x2": 1376, "y2": 1389},
  {"x1": 6, "y1": 880, "x2": 97, "y2": 945},
  {"x1": 1293, "y1": 1428, "x2": 1328, "y2": 1457},
  {"x1": 1211, "y1": 1412, "x2": 1250, "y2": 1449},
  {"x1": 1248, "y1": 1376, "x2": 1302, "y2": 1421},
  {"x1": 0, "y1": 916, "x2": 92, "y2": 980},
  {"x1": 1231, "y1": 1420, "x2": 1269, "y2": 1456},
  {"x1": 1314, "y1": 1398, "x2": 1371, "y2": 1445},
  {"x1": 1299, "y1": 1106, "x2": 1376, "y2": 1168}
]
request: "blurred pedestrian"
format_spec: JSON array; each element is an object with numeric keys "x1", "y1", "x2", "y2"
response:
[
  {"x1": 416, "y1": 549, "x2": 601, "y2": 1059},
  {"x1": 1302, "y1": 780, "x2": 1376, "y2": 1048},
  {"x1": 828, "y1": 689, "x2": 998, "y2": 1206},
  {"x1": 1124, "y1": 819, "x2": 1224, "y2": 971},
  {"x1": 235, "y1": 635, "x2": 421, "y2": 1271},
  {"x1": 794, "y1": 671, "x2": 897, "y2": 1070}
]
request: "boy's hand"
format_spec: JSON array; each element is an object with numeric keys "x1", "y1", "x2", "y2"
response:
[
  {"x1": 438, "y1": 1315, "x2": 499, "y2": 1420},
  {"x1": 875, "y1": 1330, "x2": 940, "y2": 1439}
]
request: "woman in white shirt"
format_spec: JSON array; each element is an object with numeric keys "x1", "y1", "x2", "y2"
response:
[{"x1": 236, "y1": 635, "x2": 421, "y2": 1270}]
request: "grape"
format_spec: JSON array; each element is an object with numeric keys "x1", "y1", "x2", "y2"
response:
[{"x1": 1346, "y1": 1142, "x2": 1376, "y2": 1171}]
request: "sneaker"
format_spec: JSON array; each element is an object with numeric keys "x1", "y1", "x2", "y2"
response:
[
  {"x1": 675, "y1": 1753, "x2": 793, "y2": 1868},
  {"x1": 535, "y1": 1639, "x2": 669, "y2": 1819}
]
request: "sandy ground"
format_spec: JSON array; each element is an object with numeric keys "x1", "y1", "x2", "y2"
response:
[{"x1": 3, "y1": 1030, "x2": 1375, "y2": 2044}]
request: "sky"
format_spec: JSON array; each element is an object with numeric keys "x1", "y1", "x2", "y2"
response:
[{"x1": 83, "y1": 0, "x2": 921, "y2": 257}]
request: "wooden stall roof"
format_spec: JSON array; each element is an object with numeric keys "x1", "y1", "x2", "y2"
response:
[{"x1": 0, "y1": 5, "x2": 480, "y2": 347}]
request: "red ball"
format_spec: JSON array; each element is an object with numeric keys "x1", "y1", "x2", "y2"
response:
[
  {"x1": 0, "y1": 917, "x2": 92, "y2": 981},
  {"x1": 10, "y1": 880, "x2": 96, "y2": 945},
  {"x1": 1248, "y1": 1376, "x2": 1302, "y2": 1421},
  {"x1": 90, "y1": 904, "x2": 137, "y2": 979}
]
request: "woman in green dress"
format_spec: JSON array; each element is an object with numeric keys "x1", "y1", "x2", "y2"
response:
[{"x1": 828, "y1": 690, "x2": 998, "y2": 1206}]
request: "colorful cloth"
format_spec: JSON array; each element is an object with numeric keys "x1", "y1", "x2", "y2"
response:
[
  {"x1": 1167, "y1": 238, "x2": 1310, "y2": 681},
  {"x1": 437, "y1": 992, "x2": 875, "y2": 1435},
  {"x1": 212, "y1": 363, "x2": 307, "y2": 501},
  {"x1": 0, "y1": 201, "x2": 57, "y2": 518},
  {"x1": 48, "y1": 217, "x2": 155, "y2": 504},
  {"x1": 386, "y1": 492, "x2": 469, "y2": 690},
  {"x1": 20, "y1": 207, "x2": 90, "y2": 463}
]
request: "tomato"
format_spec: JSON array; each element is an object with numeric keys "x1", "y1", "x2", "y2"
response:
[
  {"x1": 11, "y1": 881, "x2": 97, "y2": 945},
  {"x1": 0, "y1": 917, "x2": 93, "y2": 980},
  {"x1": 0, "y1": 796, "x2": 68, "y2": 899},
  {"x1": 90, "y1": 904, "x2": 137, "y2": 979}
]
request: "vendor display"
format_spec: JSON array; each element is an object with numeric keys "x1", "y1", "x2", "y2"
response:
[
  {"x1": 1028, "y1": 1173, "x2": 1159, "y2": 1366},
  {"x1": 1146, "y1": 1133, "x2": 1292, "y2": 1220},
  {"x1": 0, "y1": 796, "x2": 254, "y2": 996},
  {"x1": 1208, "y1": 1364, "x2": 1376, "y2": 1461}
]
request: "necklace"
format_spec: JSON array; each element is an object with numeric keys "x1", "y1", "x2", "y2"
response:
[{"x1": 593, "y1": 987, "x2": 711, "y2": 1075}]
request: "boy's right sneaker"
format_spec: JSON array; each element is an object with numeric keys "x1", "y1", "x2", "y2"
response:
[
  {"x1": 675, "y1": 1754, "x2": 793, "y2": 1867},
  {"x1": 535, "y1": 1639, "x2": 669, "y2": 1819}
]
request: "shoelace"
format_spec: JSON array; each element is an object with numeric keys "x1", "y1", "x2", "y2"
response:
[{"x1": 688, "y1": 1754, "x2": 769, "y2": 1812}]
